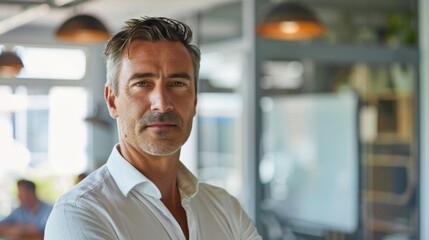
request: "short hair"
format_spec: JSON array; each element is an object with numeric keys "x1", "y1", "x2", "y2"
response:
[
  {"x1": 17, "y1": 179, "x2": 36, "y2": 192},
  {"x1": 77, "y1": 173, "x2": 87, "y2": 180},
  {"x1": 103, "y1": 16, "x2": 201, "y2": 95}
]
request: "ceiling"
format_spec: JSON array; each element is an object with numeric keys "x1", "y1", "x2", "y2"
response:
[
  {"x1": 0, "y1": 0, "x2": 236, "y2": 41},
  {"x1": 0, "y1": 0, "x2": 417, "y2": 44}
]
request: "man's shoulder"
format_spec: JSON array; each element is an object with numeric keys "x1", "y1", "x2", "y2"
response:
[
  {"x1": 1, "y1": 205, "x2": 26, "y2": 220},
  {"x1": 54, "y1": 166, "x2": 114, "y2": 208},
  {"x1": 39, "y1": 200, "x2": 53, "y2": 211},
  {"x1": 192, "y1": 183, "x2": 250, "y2": 228}
]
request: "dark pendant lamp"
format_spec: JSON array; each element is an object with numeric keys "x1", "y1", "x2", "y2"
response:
[
  {"x1": 55, "y1": 14, "x2": 110, "y2": 43},
  {"x1": 0, "y1": 51, "x2": 24, "y2": 77},
  {"x1": 257, "y1": 1, "x2": 325, "y2": 40}
]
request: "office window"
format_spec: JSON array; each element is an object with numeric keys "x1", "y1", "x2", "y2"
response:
[
  {"x1": 197, "y1": 48, "x2": 246, "y2": 205},
  {"x1": 13, "y1": 46, "x2": 86, "y2": 80},
  {"x1": 0, "y1": 86, "x2": 88, "y2": 218}
]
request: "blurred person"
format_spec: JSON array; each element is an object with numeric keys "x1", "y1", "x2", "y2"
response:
[
  {"x1": 45, "y1": 16, "x2": 261, "y2": 240},
  {"x1": 0, "y1": 179, "x2": 52, "y2": 240}
]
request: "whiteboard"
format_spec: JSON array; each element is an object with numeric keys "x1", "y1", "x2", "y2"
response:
[{"x1": 261, "y1": 91, "x2": 359, "y2": 233}]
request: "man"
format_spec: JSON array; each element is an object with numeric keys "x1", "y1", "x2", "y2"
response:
[
  {"x1": 0, "y1": 179, "x2": 52, "y2": 240},
  {"x1": 45, "y1": 16, "x2": 261, "y2": 239}
]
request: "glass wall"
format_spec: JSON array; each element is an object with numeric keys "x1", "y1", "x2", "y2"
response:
[
  {"x1": 194, "y1": 1, "x2": 256, "y2": 212},
  {"x1": 195, "y1": 1, "x2": 420, "y2": 238},
  {"x1": 260, "y1": 60, "x2": 418, "y2": 239},
  {"x1": 196, "y1": 47, "x2": 248, "y2": 206},
  {"x1": 253, "y1": 0, "x2": 419, "y2": 239}
]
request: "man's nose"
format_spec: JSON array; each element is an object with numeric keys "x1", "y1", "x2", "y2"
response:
[{"x1": 150, "y1": 85, "x2": 173, "y2": 112}]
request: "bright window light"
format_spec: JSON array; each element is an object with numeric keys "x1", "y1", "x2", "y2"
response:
[
  {"x1": 15, "y1": 46, "x2": 86, "y2": 80},
  {"x1": 48, "y1": 87, "x2": 88, "y2": 174}
]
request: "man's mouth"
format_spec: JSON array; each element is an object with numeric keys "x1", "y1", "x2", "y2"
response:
[{"x1": 145, "y1": 122, "x2": 177, "y2": 130}]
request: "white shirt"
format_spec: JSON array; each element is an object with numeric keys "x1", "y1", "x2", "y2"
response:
[{"x1": 45, "y1": 145, "x2": 262, "y2": 240}]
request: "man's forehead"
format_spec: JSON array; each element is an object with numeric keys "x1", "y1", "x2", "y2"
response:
[
  {"x1": 123, "y1": 40, "x2": 186, "y2": 57},
  {"x1": 119, "y1": 40, "x2": 193, "y2": 68}
]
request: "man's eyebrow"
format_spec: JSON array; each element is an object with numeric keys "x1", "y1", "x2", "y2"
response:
[
  {"x1": 168, "y1": 73, "x2": 192, "y2": 80},
  {"x1": 128, "y1": 72, "x2": 155, "y2": 81},
  {"x1": 127, "y1": 72, "x2": 193, "y2": 82}
]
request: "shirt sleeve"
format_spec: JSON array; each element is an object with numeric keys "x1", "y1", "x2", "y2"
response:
[
  {"x1": 228, "y1": 196, "x2": 262, "y2": 240},
  {"x1": 44, "y1": 202, "x2": 116, "y2": 240}
]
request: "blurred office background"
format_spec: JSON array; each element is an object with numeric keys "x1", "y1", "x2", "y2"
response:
[{"x1": 0, "y1": 0, "x2": 427, "y2": 239}]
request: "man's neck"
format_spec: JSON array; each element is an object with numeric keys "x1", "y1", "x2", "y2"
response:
[
  {"x1": 117, "y1": 144, "x2": 189, "y2": 239},
  {"x1": 117, "y1": 143, "x2": 181, "y2": 196},
  {"x1": 161, "y1": 181, "x2": 189, "y2": 240}
]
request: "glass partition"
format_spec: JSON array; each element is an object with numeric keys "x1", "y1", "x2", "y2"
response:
[
  {"x1": 260, "y1": 60, "x2": 418, "y2": 240},
  {"x1": 196, "y1": 47, "x2": 248, "y2": 207}
]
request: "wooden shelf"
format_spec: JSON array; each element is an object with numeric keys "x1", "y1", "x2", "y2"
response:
[
  {"x1": 363, "y1": 155, "x2": 410, "y2": 167},
  {"x1": 366, "y1": 218, "x2": 413, "y2": 234},
  {"x1": 366, "y1": 91, "x2": 412, "y2": 101}
]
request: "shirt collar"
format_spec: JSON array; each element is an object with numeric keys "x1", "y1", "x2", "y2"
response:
[
  {"x1": 107, "y1": 145, "x2": 161, "y2": 199},
  {"x1": 177, "y1": 161, "x2": 199, "y2": 200},
  {"x1": 106, "y1": 144, "x2": 199, "y2": 200}
]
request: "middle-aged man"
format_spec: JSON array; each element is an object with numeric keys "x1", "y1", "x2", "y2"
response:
[
  {"x1": 45, "y1": 16, "x2": 262, "y2": 239},
  {"x1": 0, "y1": 179, "x2": 52, "y2": 240}
]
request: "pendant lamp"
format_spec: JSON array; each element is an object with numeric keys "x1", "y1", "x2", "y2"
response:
[
  {"x1": 0, "y1": 51, "x2": 24, "y2": 77},
  {"x1": 257, "y1": 1, "x2": 325, "y2": 40},
  {"x1": 55, "y1": 14, "x2": 110, "y2": 43}
]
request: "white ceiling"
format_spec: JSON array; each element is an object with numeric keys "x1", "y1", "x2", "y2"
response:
[{"x1": 0, "y1": 0, "x2": 236, "y2": 41}]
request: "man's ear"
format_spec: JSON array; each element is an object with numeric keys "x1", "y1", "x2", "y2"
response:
[{"x1": 105, "y1": 85, "x2": 118, "y2": 119}]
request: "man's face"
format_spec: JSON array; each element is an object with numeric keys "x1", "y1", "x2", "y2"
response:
[
  {"x1": 17, "y1": 185, "x2": 32, "y2": 206},
  {"x1": 105, "y1": 40, "x2": 197, "y2": 157}
]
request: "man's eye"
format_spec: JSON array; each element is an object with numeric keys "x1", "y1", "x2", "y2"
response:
[
  {"x1": 134, "y1": 82, "x2": 148, "y2": 87},
  {"x1": 172, "y1": 81, "x2": 186, "y2": 87}
]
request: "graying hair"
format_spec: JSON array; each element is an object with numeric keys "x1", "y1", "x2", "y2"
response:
[{"x1": 103, "y1": 16, "x2": 201, "y2": 95}]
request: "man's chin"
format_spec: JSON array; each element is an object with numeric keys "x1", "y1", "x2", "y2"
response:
[{"x1": 141, "y1": 145, "x2": 181, "y2": 157}]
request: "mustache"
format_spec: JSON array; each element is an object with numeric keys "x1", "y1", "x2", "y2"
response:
[{"x1": 139, "y1": 111, "x2": 180, "y2": 128}]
